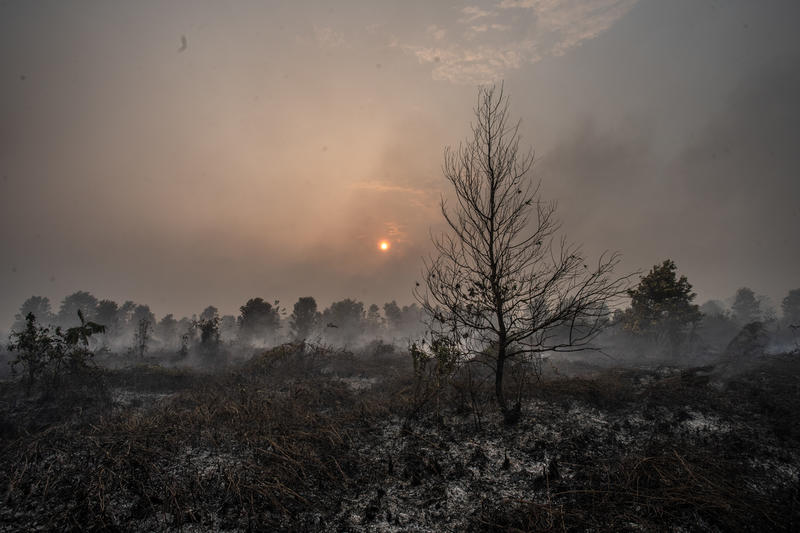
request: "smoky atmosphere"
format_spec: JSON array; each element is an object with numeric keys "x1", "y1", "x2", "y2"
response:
[{"x1": 1, "y1": 1, "x2": 799, "y2": 532}]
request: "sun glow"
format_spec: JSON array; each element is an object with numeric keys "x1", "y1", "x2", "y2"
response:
[{"x1": 379, "y1": 241, "x2": 390, "y2": 251}]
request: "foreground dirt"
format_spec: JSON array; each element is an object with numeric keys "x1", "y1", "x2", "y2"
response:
[{"x1": 1, "y1": 348, "x2": 798, "y2": 532}]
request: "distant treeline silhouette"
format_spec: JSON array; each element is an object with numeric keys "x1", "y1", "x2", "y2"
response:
[{"x1": 8, "y1": 292, "x2": 426, "y2": 354}]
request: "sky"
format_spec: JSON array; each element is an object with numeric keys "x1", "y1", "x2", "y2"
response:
[{"x1": 1, "y1": 0, "x2": 798, "y2": 327}]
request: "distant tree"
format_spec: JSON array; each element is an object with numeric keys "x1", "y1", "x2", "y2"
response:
[
  {"x1": 11, "y1": 296, "x2": 54, "y2": 332},
  {"x1": 415, "y1": 85, "x2": 629, "y2": 419},
  {"x1": 322, "y1": 299, "x2": 365, "y2": 346},
  {"x1": 384, "y1": 301, "x2": 424, "y2": 338},
  {"x1": 367, "y1": 304, "x2": 382, "y2": 325},
  {"x1": 131, "y1": 305, "x2": 155, "y2": 330},
  {"x1": 760, "y1": 296, "x2": 778, "y2": 323},
  {"x1": 383, "y1": 301, "x2": 402, "y2": 331},
  {"x1": 698, "y1": 299, "x2": 738, "y2": 352},
  {"x1": 200, "y1": 305, "x2": 219, "y2": 322},
  {"x1": 700, "y1": 300, "x2": 727, "y2": 317},
  {"x1": 732, "y1": 287, "x2": 761, "y2": 325},
  {"x1": 219, "y1": 315, "x2": 237, "y2": 342},
  {"x1": 366, "y1": 304, "x2": 383, "y2": 336},
  {"x1": 238, "y1": 298, "x2": 280, "y2": 343},
  {"x1": 402, "y1": 303, "x2": 423, "y2": 332},
  {"x1": 95, "y1": 299, "x2": 120, "y2": 335},
  {"x1": 725, "y1": 321, "x2": 768, "y2": 361},
  {"x1": 156, "y1": 313, "x2": 178, "y2": 348},
  {"x1": 783, "y1": 288, "x2": 800, "y2": 326},
  {"x1": 196, "y1": 318, "x2": 220, "y2": 346},
  {"x1": 116, "y1": 300, "x2": 137, "y2": 329},
  {"x1": 290, "y1": 296, "x2": 319, "y2": 341},
  {"x1": 57, "y1": 291, "x2": 98, "y2": 327},
  {"x1": 127, "y1": 305, "x2": 155, "y2": 356},
  {"x1": 622, "y1": 259, "x2": 702, "y2": 357},
  {"x1": 325, "y1": 299, "x2": 366, "y2": 328},
  {"x1": 177, "y1": 316, "x2": 193, "y2": 357},
  {"x1": 177, "y1": 316, "x2": 193, "y2": 333},
  {"x1": 194, "y1": 307, "x2": 220, "y2": 351}
]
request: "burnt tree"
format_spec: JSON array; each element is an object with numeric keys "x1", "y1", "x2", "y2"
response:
[{"x1": 415, "y1": 85, "x2": 629, "y2": 421}]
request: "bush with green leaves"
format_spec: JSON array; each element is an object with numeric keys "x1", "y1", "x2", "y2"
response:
[{"x1": 7, "y1": 311, "x2": 104, "y2": 395}]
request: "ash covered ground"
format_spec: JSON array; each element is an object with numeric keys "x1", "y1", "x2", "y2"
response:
[{"x1": 1, "y1": 344, "x2": 798, "y2": 532}]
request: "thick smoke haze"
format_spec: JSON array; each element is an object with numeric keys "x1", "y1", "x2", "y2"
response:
[{"x1": 1, "y1": 0, "x2": 798, "y2": 329}]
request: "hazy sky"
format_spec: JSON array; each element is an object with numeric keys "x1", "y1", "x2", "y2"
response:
[{"x1": 1, "y1": 0, "x2": 798, "y2": 327}]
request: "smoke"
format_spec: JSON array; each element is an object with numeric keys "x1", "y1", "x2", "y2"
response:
[{"x1": 537, "y1": 56, "x2": 800, "y2": 307}]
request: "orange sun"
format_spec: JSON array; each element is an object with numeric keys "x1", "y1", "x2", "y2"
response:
[{"x1": 379, "y1": 240, "x2": 390, "y2": 251}]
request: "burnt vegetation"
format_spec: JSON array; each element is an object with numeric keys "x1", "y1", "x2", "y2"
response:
[
  {"x1": 1, "y1": 330, "x2": 798, "y2": 531},
  {"x1": 1, "y1": 87, "x2": 799, "y2": 532}
]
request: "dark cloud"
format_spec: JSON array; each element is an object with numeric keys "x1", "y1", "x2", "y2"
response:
[
  {"x1": 538, "y1": 57, "x2": 800, "y2": 303},
  {"x1": 668, "y1": 57, "x2": 800, "y2": 298},
  {"x1": 537, "y1": 117, "x2": 659, "y2": 265},
  {"x1": 541, "y1": 117, "x2": 652, "y2": 212},
  {"x1": 674, "y1": 57, "x2": 800, "y2": 211}
]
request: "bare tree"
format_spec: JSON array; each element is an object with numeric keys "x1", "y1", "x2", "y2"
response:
[{"x1": 415, "y1": 84, "x2": 630, "y2": 421}]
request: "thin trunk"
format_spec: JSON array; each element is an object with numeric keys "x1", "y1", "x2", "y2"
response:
[{"x1": 495, "y1": 338, "x2": 507, "y2": 413}]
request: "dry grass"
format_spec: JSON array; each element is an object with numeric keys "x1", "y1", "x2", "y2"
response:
[
  {"x1": 1, "y1": 345, "x2": 798, "y2": 531},
  {"x1": 0, "y1": 345, "x2": 397, "y2": 531}
]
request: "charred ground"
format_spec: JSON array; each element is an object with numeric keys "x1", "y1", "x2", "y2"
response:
[{"x1": 1, "y1": 343, "x2": 798, "y2": 532}]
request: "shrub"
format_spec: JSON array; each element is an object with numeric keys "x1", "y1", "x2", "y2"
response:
[{"x1": 7, "y1": 311, "x2": 104, "y2": 395}]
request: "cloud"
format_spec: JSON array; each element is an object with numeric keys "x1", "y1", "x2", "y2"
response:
[
  {"x1": 426, "y1": 24, "x2": 447, "y2": 41},
  {"x1": 516, "y1": 0, "x2": 639, "y2": 56},
  {"x1": 406, "y1": 0, "x2": 637, "y2": 84},
  {"x1": 351, "y1": 180, "x2": 427, "y2": 195},
  {"x1": 383, "y1": 221, "x2": 411, "y2": 244},
  {"x1": 350, "y1": 180, "x2": 434, "y2": 208},
  {"x1": 313, "y1": 25, "x2": 346, "y2": 48},
  {"x1": 407, "y1": 42, "x2": 533, "y2": 85},
  {"x1": 497, "y1": 0, "x2": 534, "y2": 6},
  {"x1": 460, "y1": 6, "x2": 494, "y2": 23}
]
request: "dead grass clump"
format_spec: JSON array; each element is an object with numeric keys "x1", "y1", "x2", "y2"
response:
[
  {"x1": 529, "y1": 369, "x2": 638, "y2": 412},
  {"x1": 244, "y1": 341, "x2": 319, "y2": 373},
  {"x1": 643, "y1": 366, "x2": 724, "y2": 414},
  {"x1": 723, "y1": 353, "x2": 800, "y2": 440},
  {"x1": 470, "y1": 498, "x2": 567, "y2": 532},
  {"x1": 0, "y1": 364, "x2": 112, "y2": 437},
  {"x1": 470, "y1": 446, "x2": 793, "y2": 532},
  {"x1": 552, "y1": 446, "x2": 790, "y2": 531},
  {"x1": 242, "y1": 341, "x2": 354, "y2": 381},
  {"x1": 104, "y1": 363, "x2": 198, "y2": 393}
]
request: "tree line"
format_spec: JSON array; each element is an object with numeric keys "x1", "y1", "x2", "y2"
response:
[{"x1": 8, "y1": 292, "x2": 426, "y2": 356}]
